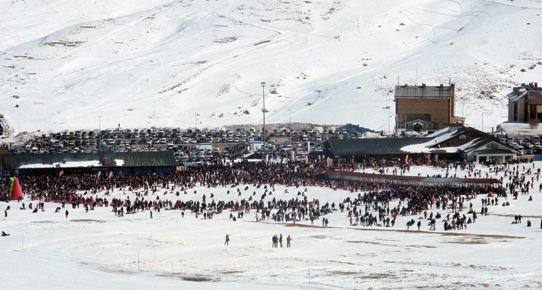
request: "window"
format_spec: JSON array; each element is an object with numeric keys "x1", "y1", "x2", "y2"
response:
[{"x1": 425, "y1": 114, "x2": 431, "y2": 120}]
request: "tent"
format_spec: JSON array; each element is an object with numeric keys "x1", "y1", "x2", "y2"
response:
[{"x1": 9, "y1": 177, "x2": 24, "y2": 201}]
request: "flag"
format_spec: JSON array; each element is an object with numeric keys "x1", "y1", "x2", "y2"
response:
[
  {"x1": 97, "y1": 171, "x2": 102, "y2": 179},
  {"x1": 8, "y1": 177, "x2": 14, "y2": 197},
  {"x1": 405, "y1": 154, "x2": 409, "y2": 164},
  {"x1": 435, "y1": 154, "x2": 439, "y2": 161},
  {"x1": 59, "y1": 170, "x2": 64, "y2": 177},
  {"x1": 108, "y1": 171, "x2": 113, "y2": 179},
  {"x1": 307, "y1": 142, "x2": 311, "y2": 152}
]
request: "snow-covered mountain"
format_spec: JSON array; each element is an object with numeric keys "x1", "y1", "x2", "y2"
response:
[{"x1": 1, "y1": 0, "x2": 541, "y2": 134}]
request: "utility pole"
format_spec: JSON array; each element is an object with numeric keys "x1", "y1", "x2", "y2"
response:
[{"x1": 261, "y1": 82, "x2": 266, "y2": 149}]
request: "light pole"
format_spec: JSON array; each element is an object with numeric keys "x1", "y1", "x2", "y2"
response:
[
  {"x1": 289, "y1": 108, "x2": 292, "y2": 143},
  {"x1": 195, "y1": 113, "x2": 199, "y2": 130},
  {"x1": 261, "y1": 82, "x2": 266, "y2": 148},
  {"x1": 383, "y1": 106, "x2": 391, "y2": 136}
]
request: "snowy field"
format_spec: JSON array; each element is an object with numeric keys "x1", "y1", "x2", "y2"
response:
[
  {"x1": 1, "y1": 0, "x2": 542, "y2": 136},
  {"x1": 1, "y1": 162, "x2": 542, "y2": 289}
]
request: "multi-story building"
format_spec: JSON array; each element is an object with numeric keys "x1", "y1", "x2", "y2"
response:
[
  {"x1": 395, "y1": 83, "x2": 464, "y2": 131},
  {"x1": 507, "y1": 82, "x2": 541, "y2": 122}
]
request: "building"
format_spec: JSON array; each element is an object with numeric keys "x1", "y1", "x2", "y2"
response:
[
  {"x1": 324, "y1": 124, "x2": 517, "y2": 164},
  {"x1": 507, "y1": 82, "x2": 541, "y2": 122},
  {"x1": 0, "y1": 151, "x2": 176, "y2": 176},
  {"x1": 395, "y1": 83, "x2": 465, "y2": 131}
]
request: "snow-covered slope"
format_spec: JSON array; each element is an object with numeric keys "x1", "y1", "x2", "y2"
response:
[{"x1": 1, "y1": 0, "x2": 541, "y2": 134}]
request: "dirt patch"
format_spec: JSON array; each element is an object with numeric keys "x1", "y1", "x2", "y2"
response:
[
  {"x1": 445, "y1": 237, "x2": 488, "y2": 245},
  {"x1": 180, "y1": 276, "x2": 212, "y2": 282},
  {"x1": 310, "y1": 235, "x2": 328, "y2": 239},
  {"x1": 221, "y1": 271, "x2": 243, "y2": 275},
  {"x1": 346, "y1": 240, "x2": 386, "y2": 246},
  {"x1": 327, "y1": 270, "x2": 358, "y2": 276},
  {"x1": 360, "y1": 273, "x2": 397, "y2": 280},
  {"x1": 71, "y1": 219, "x2": 106, "y2": 223},
  {"x1": 406, "y1": 244, "x2": 437, "y2": 248},
  {"x1": 157, "y1": 274, "x2": 213, "y2": 282}
]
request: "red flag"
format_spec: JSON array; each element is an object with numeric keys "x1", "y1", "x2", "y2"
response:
[
  {"x1": 108, "y1": 171, "x2": 113, "y2": 179},
  {"x1": 59, "y1": 170, "x2": 64, "y2": 177}
]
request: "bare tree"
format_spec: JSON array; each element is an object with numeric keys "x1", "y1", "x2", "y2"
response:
[{"x1": 529, "y1": 118, "x2": 540, "y2": 130}]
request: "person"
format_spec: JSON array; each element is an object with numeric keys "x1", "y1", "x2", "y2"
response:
[
  {"x1": 224, "y1": 234, "x2": 230, "y2": 246},
  {"x1": 150, "y1": 211, "x2": 153, "y2": 219},
  {"x1": 65, "y1": 210, "x2": 69, "y2": 218},
  {"x1": 279, "y1": 234, "x2": 283, "y2": 248},
  {"x1": 286, "y1": 235, "x2": 292, "y2": 248},
  {"x1": 417, "y1": 220, "x2": 421, "y2": 231},
  {"x1": 4, "y1": 209, "x2": 6, "y2": 218},
  {"x1": 1, "y1": 231, "x2": 9, "y2": 237}
]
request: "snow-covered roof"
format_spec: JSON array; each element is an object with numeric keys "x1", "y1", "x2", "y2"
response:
[{"x1": 19, "y1": 160, "x2": 102, "y2": 169}]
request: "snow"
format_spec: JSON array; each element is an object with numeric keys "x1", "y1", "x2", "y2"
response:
[
  {"x1": 1, "y1": 0, "x2": 542, "y2": 136},
  {"x1": 1, "y1": 162, "x2": 542, "y2": 289}
]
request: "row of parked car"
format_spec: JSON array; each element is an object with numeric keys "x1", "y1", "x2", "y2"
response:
[
  {"x1": 502, "y1": 135, "x2": 542, "y2": 155},
  {"x1": 9, "y1": 126, "x2": 331, "y2": 164}
]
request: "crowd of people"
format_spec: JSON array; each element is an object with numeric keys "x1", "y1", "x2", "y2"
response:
[{"x1": 0, "y1": 157, "x2": 539, "y2": 233}]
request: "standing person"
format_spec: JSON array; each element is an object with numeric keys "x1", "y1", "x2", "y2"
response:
[
  {"x1": 65, "y1": 210, "x2": 69, "y2": 218},
  {"x1": 279, "y1": 234, "x2": 283, "y2": 248},
  {"x1": 286, "y1": 235, "x2": 292, "y2": 248},
  {"x1": 4, "y1": 209, "x2": 7, "y2": 218},
  {"x1": 150, "y1": 211, "x2": 153, "y2": 219},
  {"x1": 417, "y1": 220, "x2": 421, "y2": 231},
  {"x1": 224, "y1": 234, "x2": 230, "y2": 246}
]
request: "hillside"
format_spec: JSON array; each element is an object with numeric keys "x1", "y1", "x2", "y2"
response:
[{"x1": 1, "y1": 0, "x2": 541, "y2": 135}]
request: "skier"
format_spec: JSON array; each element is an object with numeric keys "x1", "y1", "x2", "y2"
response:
[
  {"x1": 279, "y1": 234, "x2": 283, "y2": 248},
  {"x1": 65, "y1": 210, "x2": 69, "y2": 218}
]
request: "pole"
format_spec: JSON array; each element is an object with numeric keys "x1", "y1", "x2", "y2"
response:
[
  {"x1": 195, "y1": 113, "x2": 198, "y2": 130},
  {"x1": 388, "y1": 107, "x2": 391, "y2": 136},
  {"x1": 261, "y1": 82, "x2": 266, "y2": 149},
  {"x1": 289, "y1": 109, "x2": 292, "y2": 142}
]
